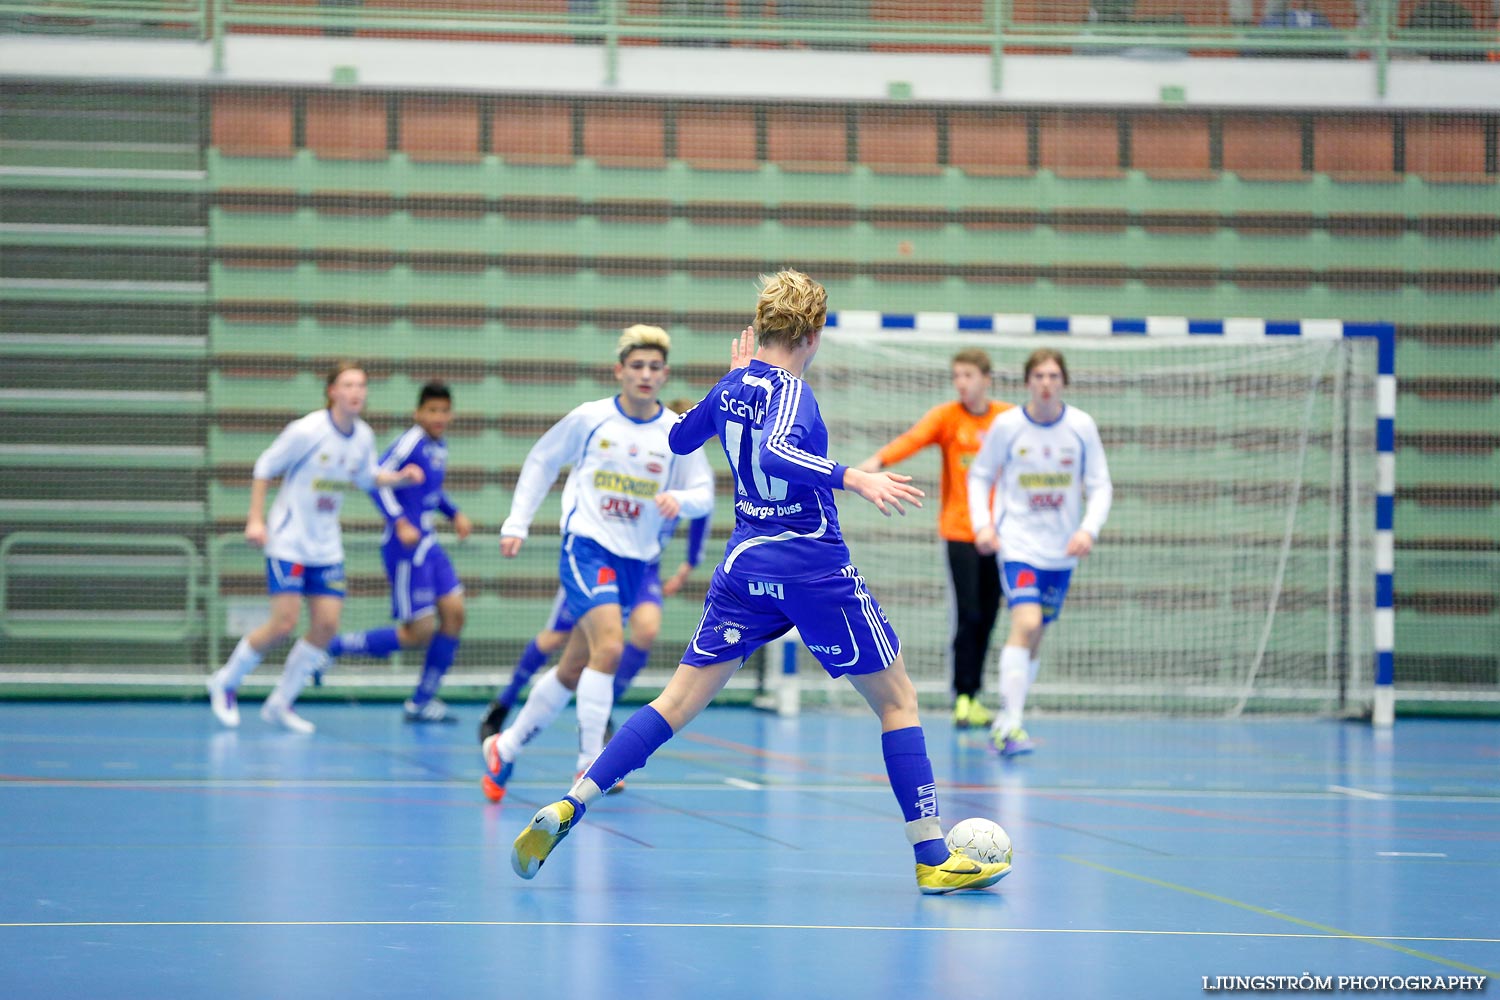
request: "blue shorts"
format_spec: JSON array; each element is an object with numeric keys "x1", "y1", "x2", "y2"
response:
[
  {"x1": 558, "y1": 535, "x2": 650, "y2": 622},
  {"x1": 681, "y1": 564, "x2": 900, "y2": 678},
  {"x1": 1001, "y1": 561, "x2": 1073, "y2": 626},
  {"x1": 381, "y1": 535, "x2": 463, "y2": 622},
  {"x1": 265, "y1": 559, "x2": 345, "y2": 598},
  {"x1": 546, "y1": 560, "x2": 661, "y2": 633}
]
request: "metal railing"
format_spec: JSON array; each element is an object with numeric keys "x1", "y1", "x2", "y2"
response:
[
  {"x1": 1, "y1": 2, "x2": 1494, "y2": 96},
  {"x1": 0, "y1": 530, "x2": 204, "y2": 643}
]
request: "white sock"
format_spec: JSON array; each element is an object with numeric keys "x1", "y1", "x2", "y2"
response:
[
  {"x1": 574, "y1": 667, "x2": 615, "y2": 772},
  {"x1": 497, "y1": 667, "x2": 574, "y2": 763},
  {"x1": 271, "y1": 638, "x2": 327, "y2": 708},
  {"x1": 997, "y1": 645, "x2": 1031, "y2": 735},
  {"x1": 219, "y1": 637, "x2": 263, "y2": 690}
]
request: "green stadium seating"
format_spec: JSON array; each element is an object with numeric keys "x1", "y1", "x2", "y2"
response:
[{"x1": 3, "y1": 80, "x2": 1497, "y2": 687}]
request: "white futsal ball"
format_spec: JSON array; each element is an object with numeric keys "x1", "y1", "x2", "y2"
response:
[{"x1": 945, "y1": 817, "x2": 1013, "y2": 866}]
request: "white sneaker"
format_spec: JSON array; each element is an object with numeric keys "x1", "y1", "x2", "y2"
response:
[
  {"x1": 206, "y1": 673, "x2": 240, "y2": 728},
  {"x1": 260, "y1": 697, "x2": 315, "y2": 734},
  {"x1": 403, "y1": 697, "x2": 456, "y2": 724}
]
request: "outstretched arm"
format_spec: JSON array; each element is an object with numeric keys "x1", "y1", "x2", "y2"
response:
[
  {"x1": 500, "y1": 408, "x2": 587, "y2": 553},
  {"x1": 862, "y1": 404, "x2": 946, "y2": 476}
]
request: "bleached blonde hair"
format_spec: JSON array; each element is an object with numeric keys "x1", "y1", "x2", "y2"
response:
[
  {"x1": 616, "y1": 324, "x2": 671, "y2": 363},
  {"x1": 754, "y1": 270, "x2": 827, "y2": 350}
]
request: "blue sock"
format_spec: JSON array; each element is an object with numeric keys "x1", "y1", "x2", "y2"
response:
[
  {"x1": 881, "y1": 727, "x2": 949, "y2": 866},
  {"x1": 498, "y1": 639, "x2": 549, "y2": 708},
  {"x1": 612, "y1": 643, "x2": 650, "y2": 701},
  {"x1": 580, "y1": 705, "x2": 674, "y2": 806},
  {"x1": 412, "y1": 633, "x2": 459, "y2": 706},
  {"x1": 334, "y1": 627, "x2": 402, "y2": 659}
]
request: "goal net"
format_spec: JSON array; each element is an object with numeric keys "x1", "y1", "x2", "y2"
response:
[{"x1": 792, "y1": 319, "x2": 1379, "y2": 717}]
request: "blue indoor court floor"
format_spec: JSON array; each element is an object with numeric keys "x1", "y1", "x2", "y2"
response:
[{"x1": 0, "y1": 702, "x2": 1496, "y2": 1000}]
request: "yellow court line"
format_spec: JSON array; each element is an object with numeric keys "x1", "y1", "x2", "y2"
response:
[
  {"x1": 1, "y1": 919, "x2": 1498, "y2": 945},
  {"x1": 1061, "y1": 854, "x2": 1500, "y2": 978}
]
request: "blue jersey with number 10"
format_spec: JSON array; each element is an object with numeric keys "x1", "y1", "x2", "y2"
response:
[{"x1": 669, "y1": 359, "x2": 851, "y2": 582}]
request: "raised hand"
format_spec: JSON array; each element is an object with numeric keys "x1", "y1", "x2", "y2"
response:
[{"x1": 729, "y1": 325, "x2": 755, "y2": 371}]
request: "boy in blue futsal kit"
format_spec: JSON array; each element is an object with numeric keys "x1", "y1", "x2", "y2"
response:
[
  {"x1": 325, "y1": 382, "x2": 473, "y2": 722},
  {"x1": 507, "y1": 270, "x2": 1012, "y2": 894}
]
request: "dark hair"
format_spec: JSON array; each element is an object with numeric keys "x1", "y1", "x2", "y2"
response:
[
  {"x1": 417, "y1": 381, "x2": 452, "y2": 408},
  {"x1": 1023, "y1": 348, "x2": 1069, "y2": 385}
]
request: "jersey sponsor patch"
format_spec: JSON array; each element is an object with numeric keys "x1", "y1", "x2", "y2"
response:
[
  {"x1": 592, "y1": 470, "x2": 660, "y2": 498},
  {"x1": 601, "y1": 496, "x2": 642, "y2": 520}
]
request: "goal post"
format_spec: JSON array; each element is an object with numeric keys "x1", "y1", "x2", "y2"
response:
[{"x1": 758, "y1": 312, "x2": 1394, "y2": 722}]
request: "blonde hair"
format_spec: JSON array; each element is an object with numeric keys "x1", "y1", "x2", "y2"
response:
[
  {"x1": 616, "y1": 324, "x2": 671, "y2": 363},
  {"x1": 666, "y1": 397, "x2": 695, "y2": 414},
  {"x1": 754, "y1": 269, "x2": 827, "y2": 350},
  {"x1": 324, "y1": 360, "x2": 365, "y2": 408},
  {"x1": 1023, "y1": 348, "x2": 1069, "y2": 385}
]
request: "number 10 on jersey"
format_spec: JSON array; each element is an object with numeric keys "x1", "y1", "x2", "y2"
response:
[{"x1": 724, "y1": 420, "x2": 788, "y2": 501}]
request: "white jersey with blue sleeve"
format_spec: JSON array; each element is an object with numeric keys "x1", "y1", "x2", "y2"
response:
[
  {"x1": 254, "y1": 409, "x2": 381, "y2": 566},
  {"x1": 967, "y1": 403, "x2": 1113, "y2": 571},
  {"x1": 501, "y1": 397, "x2": 714, "y2": 563}
]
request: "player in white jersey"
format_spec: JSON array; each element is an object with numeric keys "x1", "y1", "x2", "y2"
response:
[
  {"x1": 482, "y1": 326, "x2": 715, "y2": 799},
  {"x1": 205, "y1": 363, "x2": 424, "y2": 734},
  {"x1": 967, "y1": 348, "x2": 1113, "y2": 756}
]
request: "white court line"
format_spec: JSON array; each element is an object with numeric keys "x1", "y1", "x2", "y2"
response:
[
  {"x1": 0, "y1": 918, "x2": 1496, "y2": 945},
  {"x1": 1378, "y1": 852, "x2": 1449, "y2": 858},
  {"x1": 724, "y1": 778, "x2": 763, "y2": 790},
  {"x1": 1329, "y1": 784, "x2": 1389, "y2": 800}
]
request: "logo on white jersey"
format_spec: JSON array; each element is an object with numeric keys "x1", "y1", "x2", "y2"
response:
[{"x1": 600, "y1": 496, "x2": 642, "y2": 520}]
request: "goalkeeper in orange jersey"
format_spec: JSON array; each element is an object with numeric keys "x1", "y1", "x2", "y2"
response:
[{"x1": 858, "y1": 348, "x2": 1014, "y2": 729}]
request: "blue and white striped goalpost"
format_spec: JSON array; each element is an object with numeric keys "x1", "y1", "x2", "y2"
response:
[{"x1": 818, "y1": 311, "x2": 1397, "y2": 727}]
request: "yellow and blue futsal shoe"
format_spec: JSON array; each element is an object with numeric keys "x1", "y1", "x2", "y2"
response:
[
  {"x1": 915, "y1": 850, "x2": 1012, "y2": 895},
  {"x1": 511, "y1": 799, "x2": 577, "y2": 879}
]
